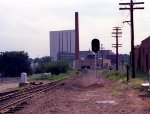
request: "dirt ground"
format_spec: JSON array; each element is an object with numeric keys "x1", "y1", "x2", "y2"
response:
[
  {"x1": 0, "y1": 82, "x2": 19, "y2": 92},
  {"x1": 15, "y1": 71, "x2": 150, "y2": 114},
  {"x1": 0, "y1": 80, "x2": 52, "y2": 93}
]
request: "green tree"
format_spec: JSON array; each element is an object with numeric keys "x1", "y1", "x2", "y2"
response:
[
  {"x1": 0, "y1": 51, "x2": 31, "y2": 77},
  {"x1": 34, "y1": 56, "x2": 52, "y2": 64},
  {"x1": 34, "y1": 60, "x2": 69, "y2": 75}
]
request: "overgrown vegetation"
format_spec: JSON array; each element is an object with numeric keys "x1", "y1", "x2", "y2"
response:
[
  {"x1": 34, "y1": 60, "x2": 70, "y2": 75},
  {"x1": 103, "y1": 69, "x2": 149, "y2": 92},
  {"x1": 29, "y1": 70, "x2": 77, "y2": 81},
  {"x1": 104, "y1": 69, "x2": 148, "y2": 80},
  {"x1": 104, "y1": 70, "x2": 126, "y2": 80}
]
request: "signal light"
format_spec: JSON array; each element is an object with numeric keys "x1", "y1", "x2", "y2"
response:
[{"x1": 91, "y1": 39, "x2": 100, "y2": 53}]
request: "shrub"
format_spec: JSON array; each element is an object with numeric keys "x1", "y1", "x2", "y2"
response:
[{"x1": 34, "y1": 60, "x2": 69, "y2": 75}]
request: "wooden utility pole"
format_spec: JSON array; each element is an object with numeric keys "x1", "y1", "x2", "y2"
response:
[
  {"x1": 112, "y1": 27, "x2": 122, "y2": 71},
  {"x1": 119, "y1": 0, "x2": 144, "y2": 78}
]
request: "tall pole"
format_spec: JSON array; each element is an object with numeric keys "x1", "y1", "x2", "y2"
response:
[
  {"x1": 116, "y1": 30, "x2": 119, "y2": 71},
  {"x1": 112, "y1": 27, "x2": 122, "y2": 71},
  {"x1": 75, "y1": 12, "x2": 80, "y2": 60},
  {"x1": 119, "y1": 0, "x2": 144, "y2": 78},
  {"x1": 130, "y1": 0, "x2": 135, "y2": 78},
  {"x1": 101, "y1": 44, "x2": 103, "y2": 69},
  {"x1": 95, "y1": 53, "x2": 97, "y2": 79}
]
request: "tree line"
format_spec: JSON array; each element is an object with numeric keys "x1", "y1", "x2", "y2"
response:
[
  {"x1": 0, "y1": 51, "x2": 31, "y2": 77},
  {"x1": 0, "y1": 51, "x2": 70, "y2": 77},
  {"x1": 34, "y1": 61, "x2": 69, "y2": 75}
]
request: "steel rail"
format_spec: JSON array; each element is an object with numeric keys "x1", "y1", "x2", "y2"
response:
[{"x1": 0, "y1": 75, "x2": 75, "y2": 114}]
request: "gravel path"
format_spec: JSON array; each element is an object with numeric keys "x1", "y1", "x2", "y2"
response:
[{"x1": 15, "y1": 71, "x2": 150, "y2": 114}]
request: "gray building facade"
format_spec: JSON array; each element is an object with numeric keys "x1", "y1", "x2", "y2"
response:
[{"x1": 50, "y1": 30, "x2": 75, "y2": 61}]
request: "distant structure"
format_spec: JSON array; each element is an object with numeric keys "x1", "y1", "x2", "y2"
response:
[
  {"x1": 73, "y1": 51, "x2": 112, "y2": 70},
  {"x1": 50, "y1": 30, "x2": 75, "y2": 61},
  {"x1": 74, "y1": 50, "x2": 128, "y2": 70},
  {"x1": 80, "y1": 50, "x2": 114, "y2": 60},
  {"x1": 134, "y1": 36, "x2": 150, "y2": 72}
]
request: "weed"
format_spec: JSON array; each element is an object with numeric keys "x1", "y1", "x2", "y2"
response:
[
  {"x1": 103, "y1": 69, "x2": 149, "y2": 93},
  {"x1": 28, "y1": 70, "x2": 77, "y2": 81}
]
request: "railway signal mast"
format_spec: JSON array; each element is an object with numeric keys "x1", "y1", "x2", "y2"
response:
[
  {"x1": 119, "y1": 0, "x2": 144, "y2": 78},
  {"x1": 101, "y1": 44, "x2": 104, "y2": 69},
  {"x1": 112, "y1": 27, "x2": 122, "y2": 72},
  {"x1": 92, "y1": 39, "x2": 100, "y2": 82}
]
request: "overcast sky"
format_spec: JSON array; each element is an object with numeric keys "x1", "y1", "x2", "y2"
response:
[{"x1": 0, "y1": 0, "x2": 148, "y2": 58}]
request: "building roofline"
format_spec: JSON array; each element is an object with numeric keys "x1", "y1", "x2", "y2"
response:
[
  {"x1": 50, "y1": 30, "x2": 75, "y2": 32},
  {"x1": 141, "y1": 36, "x2": 150, "y2": 43}
]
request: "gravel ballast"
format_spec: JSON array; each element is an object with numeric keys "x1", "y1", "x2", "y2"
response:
[{"x1": 15, "y1": 71, "x2": 150, "y2": 114}]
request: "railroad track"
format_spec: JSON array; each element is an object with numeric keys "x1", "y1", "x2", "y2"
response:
[
  {"x1": 0, "y1": 81, "x2": 57, "y2": 103},
  {"x1": 0, "y1": 76, "x2": 74, "y2": 114}
]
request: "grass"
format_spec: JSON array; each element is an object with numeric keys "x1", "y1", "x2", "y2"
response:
[
  {"x1": 104, "y1": 69, "x2": 126, "y2": 80},
  {"x1": 28, "y1": 70, "x2": 77, "y2": 81},
  {"x1": 103, "y1": 69, "x2": 149, "y2": 95}
]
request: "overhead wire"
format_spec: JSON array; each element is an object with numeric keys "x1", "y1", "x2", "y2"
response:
[
  {"x1": 121, "y1": 9, "x2": 125, "y2": 30},
  {"x1": 120, "y1": 0, "x2": 131, "y2": 31},
  {"x1": 119, "y1": 0, "x2": 125, "y2": 31}
]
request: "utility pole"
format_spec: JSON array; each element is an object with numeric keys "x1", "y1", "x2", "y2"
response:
[
  {"x1": 119, "y1": 0, "x2": 144, "y2": 78},
  {"x1": 101, "y1": 44, "x2": 103, "y2": 69},
  {"x1": 112, "y1": 27, "x2": 122, "y2": 71}
]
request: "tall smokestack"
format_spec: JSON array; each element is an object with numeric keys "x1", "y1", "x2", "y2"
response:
[{"x1": 75, "y1": 12, "x2": 80, "y2": 60}]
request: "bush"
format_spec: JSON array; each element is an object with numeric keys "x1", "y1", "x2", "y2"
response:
[
  {"x1": 34, "y1": 60, "x2": 69, "y2": 75},
  {"x1": 104, "y1": 70, "x2": 126, "y2": 80}
]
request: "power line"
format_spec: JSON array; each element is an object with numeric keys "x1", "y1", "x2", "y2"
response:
[{"x1": 121, "y1": 12, "x2": 130, "y2": 30}]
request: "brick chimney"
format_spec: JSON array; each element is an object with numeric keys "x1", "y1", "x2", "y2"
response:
[{"x1": 75, "y1": 12, "x2": 80, "y2": 60}]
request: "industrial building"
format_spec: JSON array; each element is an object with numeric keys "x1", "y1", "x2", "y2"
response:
[
  {"x1": 73, "y1": 51, "x2": 111, "y2": 70},
  {"x1": 49, "y1": 12, "x2": 122, "y2": 70},
  {"x1": 50, "y1": 30, "x2": 75, "y2": 61},
  {"x1": 134, "y1": 36, "x2": 150, "y2": 72}
]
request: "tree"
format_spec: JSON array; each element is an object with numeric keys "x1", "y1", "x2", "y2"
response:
[
  {"x1": 34, "y1": 56, "x2": 52, "y2": 64},
  {"x1": 0, "y1": 51, "x2": 31, "y2": 77},
  {"x1": 34, "y1": 60, "x2": 69, "y2": 75}
]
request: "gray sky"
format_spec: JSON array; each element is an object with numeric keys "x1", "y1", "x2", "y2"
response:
[{"x1": 0, "y1": 0, "x2": 148, "y2": 58}]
